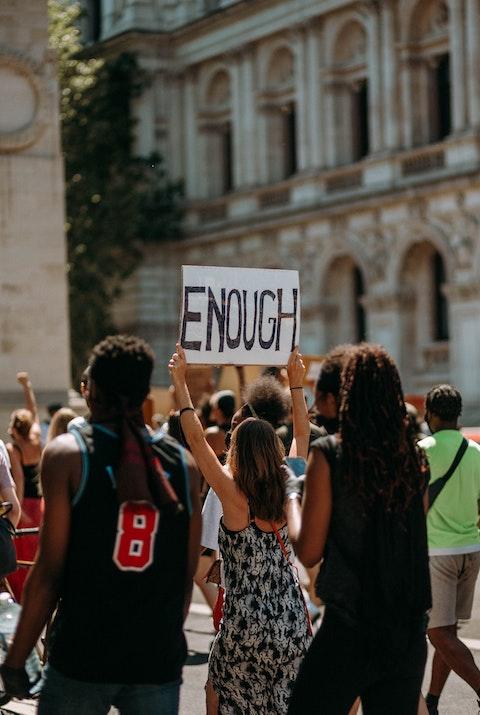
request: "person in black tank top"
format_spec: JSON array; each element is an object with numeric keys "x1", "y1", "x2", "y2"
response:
[
  {"x1": 1, "y1": 335, "x2": 201, "y2": 714},
  {"x1": 286, "y1": 344, "x2": 431, "y2": 715}
]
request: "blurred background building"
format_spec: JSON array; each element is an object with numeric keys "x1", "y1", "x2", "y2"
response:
[
  {"x1": 83, "y1": 0, "x2": 480, "y2": 420},
  {"x1": 0, "y1": 0, "x2": 70, "y2": 428}
]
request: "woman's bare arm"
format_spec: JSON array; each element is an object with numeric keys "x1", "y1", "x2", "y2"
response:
[
  {"x1": 169, "y1": 345, "x2": 235, "y2": 501},
  {"x1": 286, "y1": 447, "x2": 332, "y2": 567},
  {"x1": 287, "y1": 348, "x2": 309, "y2": 460},
  {"x1": 16, "y1": 373, "x2": 39, "y2": 427}
]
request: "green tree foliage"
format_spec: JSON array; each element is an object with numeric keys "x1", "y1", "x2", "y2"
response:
[{"x1": 49, "y1": 1, "x2": 183, "y2": 384}]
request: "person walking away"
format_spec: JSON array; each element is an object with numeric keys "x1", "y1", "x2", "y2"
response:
[
  {"x1": 420, "y1": 385, "x2": 480, "y2": 715},
  {"x1": 169, "y1": 344, "x2": 311, "y2": 715},
  {"x1": 286, "y1": 344, "x2": 431, "y2": 715},
  {"x1": 0, "y1": 335, "x2": 201, "y2": 714}
]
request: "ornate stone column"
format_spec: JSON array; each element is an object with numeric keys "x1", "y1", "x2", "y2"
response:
[
  {"x1": 241, "y1": 45, "x2": 257, "y2": 186},
  {"x1": 445, "y1": 282, "x2": 480, "y2": 420},
  {"x1": 183, "y1": 69, "x2": 199, "y2": 198},
  {"x1": 366, "y1": 3, "x2": 383, "y2": 153},
  {"x1": 449, "y1": 0, "x2": 467, "y2": 132},
  {"x1": 381, "y1": 0, "x2": 399, "y2": 149},
  {"x1": 466, "y1": 0, "x2": 480, "y2": 127},
  {"x1": 399, "y1": 50, "x2": 414, "y2": 148},
  {"x1": 306, "y1": 22, "x2": 324, "y2": 168},
  {"x1": 229, "y1": 52, "x2": 244, "y2": 188}
]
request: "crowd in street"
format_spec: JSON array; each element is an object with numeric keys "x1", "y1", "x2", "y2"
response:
[{"x1": 0, "y1": 335, "x2": 478, "y2": 714}]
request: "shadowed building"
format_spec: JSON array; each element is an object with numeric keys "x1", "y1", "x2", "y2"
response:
[{"x1": 84, "y1": 0, "x2": 480, "y2": 421}]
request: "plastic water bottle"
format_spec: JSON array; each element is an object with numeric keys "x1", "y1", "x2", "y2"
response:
[{"x1": 0, "y1": 592, "x2": 42, "y2": 683}]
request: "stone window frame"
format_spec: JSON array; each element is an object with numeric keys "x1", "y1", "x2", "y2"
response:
[
  {"x1": 256, "y1": 39, "x2": 297, "y2": 184},
  {"x1": 197, "y1": 65, "x2": 233, "y2": 198}
]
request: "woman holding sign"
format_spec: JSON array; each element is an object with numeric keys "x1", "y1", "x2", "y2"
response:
[{"x1": 169, "y1": 344, "x2": 311, "y2": 715}]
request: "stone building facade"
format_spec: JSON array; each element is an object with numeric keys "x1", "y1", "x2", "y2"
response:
[
  {"x1": 0, "y1": 0, "x2": 70, "y2": 423},
  {"x1": 87, "y1": 0, "x2": 480, "y2": 420}
]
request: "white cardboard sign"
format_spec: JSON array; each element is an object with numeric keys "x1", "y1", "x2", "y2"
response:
[{"x1": 180, "y1": 265, "x2": 300, "y2": 365}]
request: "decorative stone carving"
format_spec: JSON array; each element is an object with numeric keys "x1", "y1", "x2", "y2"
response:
[
  {"x1": 266, "y1": 47, "x2": 294, "y2": 89},
  {"x1": 427, "y1": 0, "x2": 449, "y2": 36},
  {"x1": 357, "y1": 228, "x2": 392, "y2": 282},
  {"x1": 205, "y1": 70, "x2": 231, "y2": 107},
  {"x1": 333, "y1": 21, "x2": 367, "y2": 66},
  {"x1": 0, "y1": 49, "x2": 46, "y2": 153},
  {"x1": 443, "y1": 212, "x2": 480, "y2": 271}
]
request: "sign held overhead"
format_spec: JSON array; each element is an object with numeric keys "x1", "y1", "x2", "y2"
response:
[{"x1": 180, "y1": 266, "x2": 301, "y2": 365}]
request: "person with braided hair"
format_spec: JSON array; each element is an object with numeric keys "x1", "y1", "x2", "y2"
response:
[
  {"x1": 286, "y1": 343, "x2": 431, "y2": 715},
  {"x1": 1, "y1": 335, "x2": 202, "y2": 714}
]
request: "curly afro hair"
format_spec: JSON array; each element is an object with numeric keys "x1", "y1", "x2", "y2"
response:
[
  {"x1": 242, "y1": 375, "x2": 290, "y2": 428},
  {"x1": 88, "y1": 334, "x2": 154, "y2": 408},
  {"x1": 426, "y1": 384, "x2": 462, "y2": 422}
]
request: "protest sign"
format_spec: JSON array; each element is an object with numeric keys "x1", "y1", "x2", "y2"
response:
[{"x1": 180, "y1": 266, "x2": 300, "y2": 365}]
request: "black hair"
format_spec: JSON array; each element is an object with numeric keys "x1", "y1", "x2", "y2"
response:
[
  {"x1": 47, "y1": 403, "x2": 63, "y2": 418},
  {"x1": 215, "y1": 391, "x2": 236, "y2": 420},
  {"x1": 316, "y1": 344, "x2": 353, "y2": 398},
  {"x1": 88, "y1": 334, "x2": 154, "y2": 409},
  {"x1": 426, "y1": 384, "x2": 462, "y2": 422},
  {"x1": 243, "y1": 375, "x2": 289, "y2": 428},
  {"x1": 340, "y1": 343, "x2": 423, "y2": 511}
]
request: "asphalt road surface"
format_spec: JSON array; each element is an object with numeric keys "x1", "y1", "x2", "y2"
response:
[{"x1": 3, "y1": 583, "x2": 480, "y2": 714}]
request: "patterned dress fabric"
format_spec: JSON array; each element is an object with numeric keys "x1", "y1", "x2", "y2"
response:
[{"x1": 209, "y1": 520, "x2": 311, "y2": 714}]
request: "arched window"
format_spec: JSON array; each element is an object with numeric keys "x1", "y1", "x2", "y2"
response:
[
  {"x1": 408, "y1": 1, "x2": 451, "y2": 145},
  {"x1": 323, "y1": 257, "x2": 367, "y2": 348},
  {"x1": 200, "y1": 70, "x2": 233, "y2": 197},
  {"x1": 327, "y1": 20, "x2": 369, "y2": 166},
  {"x1": 400, "y1": 241, "x2": 449, "y2": 383},
  {"x1": 260, "y1": 47, "x2": 297, "y2": 183}
]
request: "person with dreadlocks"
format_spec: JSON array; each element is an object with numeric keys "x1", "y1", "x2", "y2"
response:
[
  {"x1": 0, "y1": 335, "x2": 202, "y2": 714},
  {"x1": 286, "y1": 343, "x2": 431, "y2": 715}
]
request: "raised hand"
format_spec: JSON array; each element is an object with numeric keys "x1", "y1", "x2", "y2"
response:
[
  {"x1": 16, "y1": 372, "x2": 29, "y2": 386},
  {"x1": 168, "y1": 343, "x2": 188, "y2": 384},
  {"x1": 287, "y1": 347, "x2": 306, "y2": 389}
]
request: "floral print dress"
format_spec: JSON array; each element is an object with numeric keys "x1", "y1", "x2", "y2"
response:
[{"x1": 209, "y1": 519, "x2": 311, "y2": 714}]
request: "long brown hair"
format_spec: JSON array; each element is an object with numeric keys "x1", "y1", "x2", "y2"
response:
[
  {"x1": 226, "y1": 417, "x2": 285, "y2": 522},
  {"x1": 339, "y1": 343, "x2": 423, "y2": 511}
]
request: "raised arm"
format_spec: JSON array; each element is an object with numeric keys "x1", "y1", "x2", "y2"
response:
[
  {"x1": 16, "y1": 372, "x2": 39, "y2": 426},
  {"x1": 287, "y1": 348, "x2": 309, "y2": 460},
  {"x1": 169, "y1": 345, "x2": 234, "y2": 500}
]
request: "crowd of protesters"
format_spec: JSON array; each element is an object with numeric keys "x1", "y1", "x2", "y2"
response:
[{"x1": 0, "y1": 335, "x2": 478, "y2": 714}]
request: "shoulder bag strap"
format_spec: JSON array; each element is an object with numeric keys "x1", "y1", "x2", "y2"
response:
[
  {"x1": 428, "y1": 437, "x2": 469, "y2": 510},
  {"x1": 271, "y1": 523, "x2": 313, "y2": 636}
]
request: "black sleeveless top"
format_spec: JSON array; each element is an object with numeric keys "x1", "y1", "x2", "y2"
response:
[
  {"x1": 48, "y1": 422, "x2": 191, "y2": 684},
  {"x1": 313, "y1": 436, "x2": 431, "y2": 652},
  {"x1": 13, "y1": 446, "x2": 41, "y2": 499}
]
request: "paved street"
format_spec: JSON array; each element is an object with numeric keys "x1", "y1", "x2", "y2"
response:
[{"x1": 3, "y1": 583, "x2": 480, "y2": 714}]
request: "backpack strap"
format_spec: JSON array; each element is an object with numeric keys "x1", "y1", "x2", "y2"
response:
[{"x1": 428, "y1": 437, "x2": 469, "y2": 510}]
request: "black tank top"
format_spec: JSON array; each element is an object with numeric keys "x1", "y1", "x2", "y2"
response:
[
  {"x1": 314, "y1": 436, "x2": 431, "y2": 652},
  {"x1": 48, "y1": 422, "x2": 191, "y2": 684},
  {"x1": 13, "y1": 446, "x2": 40, "y2": 499}
]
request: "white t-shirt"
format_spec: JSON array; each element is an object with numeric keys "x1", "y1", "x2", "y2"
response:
[
  {"x1": 201, "y1": 488, "x2": 223, "y2": 551},
  {"x1": 0, "y1": 443, "x2": 14, "y2": 491}
]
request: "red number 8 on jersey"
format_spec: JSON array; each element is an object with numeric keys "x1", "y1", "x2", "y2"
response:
[{"x1": 113, "y1": 501, "x2": 159, "y2": 572}]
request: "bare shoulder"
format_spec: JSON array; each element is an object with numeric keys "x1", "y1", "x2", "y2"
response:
[{"x1": 41, "y1": 433, "x2": 82, "y2": 489}]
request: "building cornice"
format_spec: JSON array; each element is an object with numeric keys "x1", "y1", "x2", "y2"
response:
[{"x1": 178, "y1": 170, "x2": 480, "y2": 248}]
